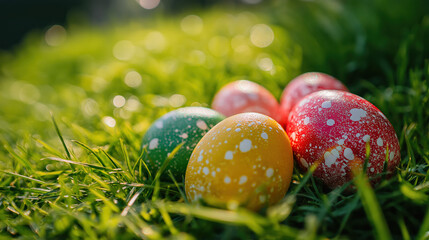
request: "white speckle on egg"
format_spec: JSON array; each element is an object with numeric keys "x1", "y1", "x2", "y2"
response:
[
  {"x1": 377, "y1": 137, "x2": 383, "y2": 146},
  {"x1": 290, "y1": 132, "x2": 296, "y2": 141},
  {"x1": 350, "y1": 108, "x2": 367, "y2": 121},
  {"x1": 149, "y1": 138, "x2": 159, "y2": 150},
  {"x1": 370, "y1": 168, "x2": 375, "y2": 172},
  {"x1": 389, "y1": 151, "x2": 394, "y2": 161},
  {"x1": 196, "y1": 120, "x2": 208, "y2": 130},
  {"x1": 300, "y1": 158, "x2": 308, "y2": 168},
  {"x1": 224, "y1": 151, "x2": 233, "y2": 160},
  {"x1": 239, "y1": 176, "x2": 247, "y2": 185},
  {"x1": 266, "y1": 168, "x2": 274, "y2": 178},
  {"x1": 203, "y1": 167, "x2": 209, "y2": 175},
  {"x1": 224, "y1": 176, "x2": 231, "y2": 184},
  {"x1": 337, "y1": 139, "x2": 345, "y2": 145},
  {"x1": 197, "y1": 155, "x2": 203, "y2": 162},
  {"x1": 155, "y1": 121, "x2": 163, "y2": 128},
  {"x1": 216, "y1": 168, "x2": 220, "y2": 172},
  {"x1": 304, "y1": 117, "x2": 310, "y2": 125},
  {"x1": 356, "y1": 133, "x2": 361, "y2": 137},
  {"x1": 324, "y1": 149, "x2": 340, "y2": 167},
  {"x1": 179, "y1": 133, "x2": 188, "y2": 139},
  {"x1": 327, "y1": 119, "x2": 335, "y2": 126},
  {"x1": 363, "y1": 135, "x2": 370, "y2": 142},
  {"x1": 344, "y1": 148, "x2": 354, "y2": 160},
  {"x1": 212, "y1": 171, "x2": 216, "y2": 177},
  {"x1": 235, "y1": 128, "x2": 241, "y2": 132},
  {"x1": 239, "y1": 139, "x2": 252, "y2": 152},
  {"x1": 226, "y1": 128, "x2": 231, "y2": 131},
  {"x1": 322, "y1": 101, "x2": 331, "y2": 108},
  {"x1": 261, "y1": 132, "x2": 268, "y2": 139}
]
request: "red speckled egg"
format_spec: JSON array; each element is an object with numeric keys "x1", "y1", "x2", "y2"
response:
[
  {"x1": 279, "y1": 72, "x2": 348, "y2": 127},
  {"x1": 286, "y1": 90, "x2": 400, "y2": 189},
  {"x1": 212, "y1": 80, "x2": 280, "y2": 121},
  {"x1": 185, "y1": 113, "x2": 293, "y2": 211}
]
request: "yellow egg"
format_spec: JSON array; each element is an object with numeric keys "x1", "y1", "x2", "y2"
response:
[{"x1": 185, "y1": 113, "x2": 293, "y2": 211}]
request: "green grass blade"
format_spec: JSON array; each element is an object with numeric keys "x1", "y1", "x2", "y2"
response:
[
  {"x1": 152, "y1": 142, "x2": 184, "y2": 201},
  {"x1": 158, "y1": 201, "x2": 267, "y2": 234},
  {"x1": 0, "y1": 170, "x2": 53, "y2": 186},
  {"x1": 353, "y1": 173, "x2": 392, "y2": 240},
  {"x1": 121, "y1": 187, "x2": 144, "y2": 216},
  {"x1": 417, "y1": 208, "x2": 429, "y2": 240},
  {"x1": 89, "y1": 188, "x2": 120, "y2": 212},
  {"x1": 120, "y1": 138, "x2": 134, "y2": 178},
  {"x1": 71, "y1": 140, "x2": 108, "y2": 168},
  {"x1": 1, "y1": 142, "x2": 34, "y2": 173},
  {"x1": 51, "y1": 114, "x2": 72, "y2": 160},
  {"x1": 42, "y1": 157, "x2": 117, "y2": 171}
]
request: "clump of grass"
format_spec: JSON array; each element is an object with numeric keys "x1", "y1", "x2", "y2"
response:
[{"x1": 0, "y1": 0, "x2": 428, "y2": 239}]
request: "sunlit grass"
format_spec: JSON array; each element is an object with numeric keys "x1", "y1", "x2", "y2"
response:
[{"x1": 0, "y1": 0, "x2": 428, "y2": 239}]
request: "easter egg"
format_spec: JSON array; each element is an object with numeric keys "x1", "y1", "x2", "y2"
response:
[
  {"x1": 279, "y1": 72, "x2": 348, "y2": 127},
  {"x1": 185, "y1": 113, "x2": 293, "y2": 211},
  {"x1": 286, "y1": 90, "x2": 400, "y2": 189},
  {"x1": 212, "y1": 80, "x2": 280, "y2": 121},
  {"x1": 141, "y1": 107, "x2": 225, "y2": 180}
]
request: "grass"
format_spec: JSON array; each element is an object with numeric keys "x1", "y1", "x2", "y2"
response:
[{"x1": 0, "y1": 0, "x2": 428, "y2": 239}]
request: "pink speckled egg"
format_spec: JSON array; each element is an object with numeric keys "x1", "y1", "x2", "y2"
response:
[
  {"x1": 185, "y1": 113, "x2": 293, "y2": 211},
  {"x1": 286, "y1": 90, "x2": 400, "y2": 189},
  {"x1": 279, "y1": 72, "x2": 348, "y2": 128},
  {"x1": 212, "y1": 80, "x2": 280, "y2": 121}
]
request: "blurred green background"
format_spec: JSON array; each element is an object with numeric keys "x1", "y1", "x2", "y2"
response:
[{"x1": 0, "y1": 0, "x2": 428, "y2": 239}]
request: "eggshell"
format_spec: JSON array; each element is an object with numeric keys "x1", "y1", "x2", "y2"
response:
[
  {"x1": 279, "y1": 72, "x2": 348, "y2": 127},
  {"x1": 185, "y1": 113, "x2": 293, "y2": 211},
  {"x1": 141, "y1": 107, "x2": 225, "y2": 180},
  {"x1": 212, "y1": 80, "x2": 280, "y2": 121},
  {"x1": 286, "y1": 90, "x2": 400, "y2": 189}
]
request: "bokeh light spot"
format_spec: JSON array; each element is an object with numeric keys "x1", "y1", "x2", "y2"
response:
[
  {"x1": 242, "y1": 0, "x2": 263, "y2": 4},
  {"x1": 45, "y1": 25, "x2": 67, "y2": 46},
  {"x1": 258, "y1": 57, "x2": 274, "y2": 71},
  {"x1": 181, "y1": 15, "x2": 204, "y2": 35},
  {"x1": 144, "y1": 31, "x2": 166, "y2": 52},
  {"x1": 113, "y1": 95, "x2": 126, "y2": 108},
  {"x1": 124, "y1": 96, "x2": 142, "y2": 112},
  {"x1": 81, "y1": 98, "x2": 99, "y2": 117},
  {"x1": 187, "y1": 50, "x2": 206, "y2": 65},
  {"x1": 103, "y1": 116, "x2": 116, "y2": 128},
  {"x1": 138, "y1": 0, "x2": 160, "y2": 9},
  {"x1": 152, "y1": 95, "x2": 169, "y2": 107},
  {"x1": 250, "y1": 24, "x2": 274, "y2": 48},
  {"x1": 169, "y1": 94, "x2": 186, "y2": 108},
  {"x1": 11, "y1": 82, "x2": 40, "y2": 104},
  {"x1": 113, "y1": 40, "x2": 135, "y2": 60},
  {"x1": 124, "y1": 71, "x2": 142, "y2": 88}
]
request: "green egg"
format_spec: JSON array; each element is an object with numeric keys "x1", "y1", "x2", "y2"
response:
[{"x1": 141, "y1": 107, "x2": 225, "y2": 181}]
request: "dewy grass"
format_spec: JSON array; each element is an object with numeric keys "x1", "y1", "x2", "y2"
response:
[{"x1": 0, "y1": 0, "x2": 428, "y2": 239}]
